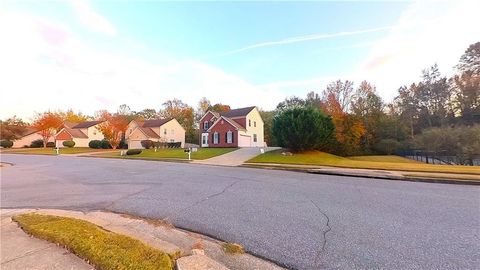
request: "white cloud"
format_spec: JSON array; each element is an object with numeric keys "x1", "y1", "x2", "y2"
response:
[
  {"x1": 354, "y1": 0, "x2": 480, "y2": 100},
  {"x1": 70, "y1": 0, "x2": 116, "y2": 36},
  {"x1": 0, "y1": 9, "x2": 284, "y2": 121}
]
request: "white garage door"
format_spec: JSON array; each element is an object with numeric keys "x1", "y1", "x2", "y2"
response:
[
  {"x1": 128, "y1": 140, "x2": 143, "y2": 149},
  {"x1": 238, "y1": 134, "x2": 251, "y2": 147}
]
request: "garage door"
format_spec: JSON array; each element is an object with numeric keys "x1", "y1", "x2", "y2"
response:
[
  {"x1": 128, "y1": 140, "x2": 143, "y2": 149},
  {"x1": 238, "y1": 134, "x2": 251, "y2": 147}
]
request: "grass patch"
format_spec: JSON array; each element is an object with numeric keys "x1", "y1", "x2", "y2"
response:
[
  {"x1": 1, "y1": 147, "x2": 112, "y2": 155},
  {"x1": 222, "y1": 243, "x2": 245, "y2": 254},
  {"x1": 95, "y1": 148, "x2": 237, "y2": 160},
  {"x1": 248, "y1": 150, "x2": 480, "y2": 175},
  {"x1": 13, "y1": 213, "x2": 172, "y2": 270}
]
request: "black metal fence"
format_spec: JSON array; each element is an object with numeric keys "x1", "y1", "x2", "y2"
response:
[{"x1": 396, "y1": 150, "x2": 480, "y2": 166}]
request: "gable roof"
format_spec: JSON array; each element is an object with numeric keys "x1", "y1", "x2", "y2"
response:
[
  {"x1": 207, "y1": 116, "x2": 246, "y2": 132},
  {"x1": 220, "y1": 106, "x2": 256, "y2": 118},
  {"x1": 199, "y1": 111, "x2": 220, "y2": 123},
  {"x1": 138, "y1": 127, "x2": 161, "y2": 139},
  {"x1": 61, "y1": 127, "x2": 88, "y2": 138},
  {"x1": 72, "y1": 121, "x2": 103, "y2": 129},
  {"x1": 18, "y1": 127, "x2": 40, "y2": 137},
  {"x1": 137, "y1": 118, "x2": 173, "y2": 128}
]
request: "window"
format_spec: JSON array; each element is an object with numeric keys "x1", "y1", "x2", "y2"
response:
[
  {"x1": 203, "y1": 121, "x2": 209, "y2": 130},
  {"x1": 249, "y1": 119, "x2": 251, "y2": 127},
  {"x1": 253, "y1": 134, "x2": 257, "y2": 142},
  {"x1": 254, "y1": 121, "x2": 256, "y2": 127},
  {"x1": 213, "y1": 132, "x2": 219, "y2": 144},
  {"x1": 164, "y1": 129, "x2": 167, "y2": 135},
  {"x1": 226, "y1": 131, "x2": 233, "y2": 143}
]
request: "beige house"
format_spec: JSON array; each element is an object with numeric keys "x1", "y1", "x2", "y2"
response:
[
  {"x1": 12, "y1": 128, "x2": 54, "y2": 148},
  {"x1": 54, "y1": 121, "x2": 105, "y2": 148},
  {"x1": 125, "y1": 118, "x2": 185, "y2": 149}
]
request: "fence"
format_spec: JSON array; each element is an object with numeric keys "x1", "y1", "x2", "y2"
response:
[{"x1": 397, "y1": 150, "x2": 480, "y2": 166}]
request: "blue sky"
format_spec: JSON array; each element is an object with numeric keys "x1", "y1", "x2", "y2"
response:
[{"x1": 1, "y1": 1, "x2": 479, "y2": 120}]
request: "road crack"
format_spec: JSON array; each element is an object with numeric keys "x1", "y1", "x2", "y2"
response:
[{"x1": 310, "y1": 199, "x2": 331, "y2": 268}]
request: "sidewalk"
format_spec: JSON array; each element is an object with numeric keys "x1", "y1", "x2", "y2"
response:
[
  {"x1": 1, "y1": 209, "x2": 92, "y2": 270},
  {"x1": 193, "y1": 147, "x2": 280, "y2": 166},
  {"x1": 0, "y1": 209, "x2": 284, "y2": 270}
]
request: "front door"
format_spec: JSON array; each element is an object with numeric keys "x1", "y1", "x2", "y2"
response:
[{"x1": 201, "y1": 133, "x2": 209, "y2": 147}]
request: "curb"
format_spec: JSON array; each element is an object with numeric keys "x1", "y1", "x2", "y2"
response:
[{"x1": 241, "y1": 164, "x2": 480, "y2": 186}]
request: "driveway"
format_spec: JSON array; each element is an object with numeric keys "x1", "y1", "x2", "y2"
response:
[
  {"x1": 1, "y1": 154, "x2": 479, "y2": 269},
  {"x1": 193, "y1": 147, "x2": 280, "y2": 166}
]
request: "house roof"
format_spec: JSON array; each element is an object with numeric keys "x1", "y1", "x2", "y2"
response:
[
  {"x1": 207, "y1": 116, "x2": 246, "y2": 132},
  {"x1": 138, "y1": 118, "x2": 173, "y2": 128},
  {"x1": 72, "y1": 121, "x2": 103, "y2": 129},
  {"x1": 19, "y1": 127, "x2": 40, "y2": 137},
  {"x1": 63, "y1": 121, "x2": 77, "y2": 128},
  {"x1": 138, "y1": 127, "x2": 161, "y2": 139},
  {"x1": 220, "y1": 106, "x2": 256, "y2": 118},
  {"x1": 63, "y1": 128, "x2": 88, "y2": 138}
]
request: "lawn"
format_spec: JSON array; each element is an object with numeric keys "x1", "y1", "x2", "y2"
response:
[
  {"x1": 0, "y1": 147, "x2": 112, "y2": 155},
  {"x1": 13, "y1": 213, "x2": 172, "y2": 270},
  {"x1": 96, "y1": 148, "x2": 238, "y2": 160},
  {"x1": 248, "y1": 150, "x2": 480, "y2": 175}
]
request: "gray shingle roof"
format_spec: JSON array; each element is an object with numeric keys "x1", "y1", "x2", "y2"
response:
[{"x1": 220, "y1": 106, "x2": 256, "y2": 118}]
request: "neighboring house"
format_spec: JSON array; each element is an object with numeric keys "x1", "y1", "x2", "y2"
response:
[
  {"x1": 12, "y1": 127, "x2": 54, "y2": 148},
  {"x1": 54, "y1": 121, "x2": 105, "y2": 148},
  {"x1": 199, "y1": 106, "x2": 264, "y2": 148},
  {"x1": 125, "y1": 118, "x2": 185, "y2": 149}
]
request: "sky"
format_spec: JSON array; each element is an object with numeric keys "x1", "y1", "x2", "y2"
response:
[{"x1": 1, "y1": 0, "x2": 479, "y2": 121}]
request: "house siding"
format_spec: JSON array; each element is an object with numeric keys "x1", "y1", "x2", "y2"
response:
[
  {"x1": 13, "y1": 133, "x2": 53, "y2": 148},
  {"x1": 207, "y1": 120, "x2": 238, "y2": 148}
]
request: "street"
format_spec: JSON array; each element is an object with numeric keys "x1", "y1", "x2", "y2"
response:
[{"x1": 1, "y1": 154, "x2": 479, "y2": 269}]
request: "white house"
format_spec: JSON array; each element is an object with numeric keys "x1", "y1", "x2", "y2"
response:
[
  {"x1": 12, "y1": 128, "x2": 54, "y2": 148},
  {"x1": 54, "y1": 121, "x2": 105, "y2": 148},
  {"x1": 125, "y1": 118, "x2": 185, "y2": 149}
]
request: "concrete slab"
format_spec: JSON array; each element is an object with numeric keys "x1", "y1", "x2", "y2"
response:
[
  {"x1": 176, "y1": 254, "x2": 229, "y2": 270},
  {"x1": 1, "y1": 212, "x2": 92, "y2": 270},
  {"x1": 193, "y1": 147, "x2": 280, "y2": 166}
]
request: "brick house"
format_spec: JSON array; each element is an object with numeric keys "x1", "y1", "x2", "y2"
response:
[{"x1": 198, "y1": 106, "x2": 264, "y2": 148}]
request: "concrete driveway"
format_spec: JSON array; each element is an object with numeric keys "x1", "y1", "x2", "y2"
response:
[
  {"x1": 1, "y1": 154, "x2": 479, "y2": 269},
  {"x1": 193, "y1": 147, "x2": 280, "y2": 166}
]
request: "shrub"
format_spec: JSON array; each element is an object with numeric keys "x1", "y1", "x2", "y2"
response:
[
  {"x1": 118, "y1": 140, "x2": 128, "y2": 149},
  {"x1": 62, "y1": 140, "x2": 75, "y2": 148},
  {"x1": 101, "y1": 140, "x2": 111, "y2": 149},
  {"x1": 374, "y1": 139, "x2": 400, "y2": 155},
  {"x1": 167, "y1": 142, "x2": 181, "y2": 148},
  {"x1": 0, "y1": 140, "x2": 13, "y2": 148},
  {"x1": 273, "y1": 107, "x2": 335, "y2": 152},
  {"x1": 126, "y1": 149, "x2": 142, "y2": 155},
  {"x1": 30, "y1": 139, "x2": 44, "y2": 148},
  {"x1": 46, "y1": 142, "x2": 55, "y2": 148},
  {"x1": 89, "y1": 140, "x2": 102, "y2": 149},
  {"x1": 141, "y1": 140, "x2": 154, "y2": 149}
]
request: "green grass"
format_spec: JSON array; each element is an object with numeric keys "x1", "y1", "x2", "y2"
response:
[
  {"x1": 1, "y1": 147, "x2": 112, "y2": 155},
  {"x1": 248, "y1": 150, "x2": 480, "y2": 175},
  {"x1": 13, "y1": 213, "x2": 172, "y2": 270},
  {"x1": 96, "y1": 148, "x2": 238, "y2": 160}
]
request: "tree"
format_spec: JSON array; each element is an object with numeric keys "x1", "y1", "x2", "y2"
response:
[
  {"x1": 272, "y1": 107, "x2": 335, "y2": 152},
  {"x1": 209, "y1": 103, "x2": 231, "y2": 113},
  {"x1": 59, "y1": 109, "x2": 90, "y2": 123},
  {"x1": 322, "y1": 80, "x2": 355, "y2": 112},
  {"x1": 276, "y1": 96, "x2": 307, "y2": 111},
  {"x1": 457, "y1": 41, "x2": 480, "y2": 75},
  {"x1": 97, "y1": 111, "x2": 129, "y2": 149},
  {"x1": 136, "y1": 109, "x2": 158, "y2": 120},
  {"x1": 0, "y1": 116, "x2": 28, "y2": 141},
  {"x1": 351, "y1": 81, "x2": 384, "y2": 152},
  {"x1": 196, "y1": 97, "x2": 211, "y2": 121},
  {"x1": 32, "y1": 112, "x2": 63, "y2": 148},
  {"x1": 159, "y1": 99, "x2": 196, "y2": 143},
  {"x1": 259, "y1": 110, "x2": 277, "y2": 146},
  {"x1": 450, "y1": 71, "x2": 480, "y2": 124}
]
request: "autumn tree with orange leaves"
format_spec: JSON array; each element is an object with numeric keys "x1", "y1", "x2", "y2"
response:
[
  {"x1": 96, "y1": 111, "x2": 129, "y2": 149},
  {"x1": 32, "y1": 112, "x2": 63, "y2": 148}
]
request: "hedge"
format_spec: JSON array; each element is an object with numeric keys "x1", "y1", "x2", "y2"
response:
[
  {"x1": 126, "y1": 149, "x2": 142, "y2": 155},
  {"x1": 62, "y1": 140, "x2": 75, "y2": 148},
  {"x1": 0, "y1": 140, "x2": 13, "y2": 148}
]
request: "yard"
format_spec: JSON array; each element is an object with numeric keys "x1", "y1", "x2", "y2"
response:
[
  {"x1": 95, "y1": 148, "x2": 238, "y2": 160},
  {"x1": 0, "y1": 147, "x2": 113, "y2": 155},
  {"x1": 247, "y1": 150, "x2": 480, "y2": 175}
]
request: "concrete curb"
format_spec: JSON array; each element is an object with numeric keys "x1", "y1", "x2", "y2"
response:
[{"x1": 241, "y1": 164, "x2": 480, "y2": 186}]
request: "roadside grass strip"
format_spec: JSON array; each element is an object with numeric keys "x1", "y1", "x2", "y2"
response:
[
  {"x1": 12, "y1": 213, "x2": 173, "y2": 270},
  {"x1": 95, "y1": 148, "x2": 238, "y2": 160},
  {"x1": 1, "y1": 147, "x2": 112, "y2": 155},
  {"x1": 248, "y1": 150, "x2": 480, "y2": 175}
]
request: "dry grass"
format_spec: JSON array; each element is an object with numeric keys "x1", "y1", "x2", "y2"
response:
[
  {"x1": 95, "y1": 148, "x2": 237, "y2": 160},
  {"x1": 119, "y1": 213, "x2": 174, "y2": 229},
  {"x1": 222, "y1": 242, "x2": 245, "y2": 254}
]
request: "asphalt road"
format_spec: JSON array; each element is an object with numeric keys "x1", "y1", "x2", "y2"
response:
[{"x1": 1, "y1": 154, "x2": 479, "y2": 270}]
